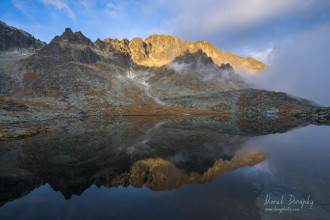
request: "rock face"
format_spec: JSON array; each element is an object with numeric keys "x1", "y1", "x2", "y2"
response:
[
  {"x1": 138, "y1": 50, "x2": 246, "y2": 102},
  {"x1": 104, "y1": 34, "x2": 266, "y2": 72},
  {"x1": 0, "y1": 21, "x2": 45, "y2": 52},
  {"x1": 163, "y1": 89, "x2": 314, "y2": 114},
  {"x1": 39, "y1": 28, "x2": 100, "y2": 63}
]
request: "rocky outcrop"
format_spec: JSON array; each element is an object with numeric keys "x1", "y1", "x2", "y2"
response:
[
  {"x1": 104, "y1": 34, "x2": 266, "y2": 72},
  {"x1": 104, "y1": 37, "x2": 130, "y2": 54},
  {"x1": 60, "y1": 28, "x2": 94, "y2": 46},
  {"x1": 40, "y1": 28, "x2": 100, "y2": 63},
  {"x1": 162, "y1": 89, "x2": 317, "y2": 115},
  {"x1": 145, "y1": 50, "x2": 246, "y2": 101},
  {"x1": 0, "y1": 21, "x2": 45, "y2": 52}
]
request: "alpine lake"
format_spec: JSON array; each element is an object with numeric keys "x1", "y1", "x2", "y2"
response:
[{"x1": 0, "y1": 115, "x2": 330, "y2": 220}]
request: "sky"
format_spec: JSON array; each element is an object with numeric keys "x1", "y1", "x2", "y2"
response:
[
  {"x1": 0, "y1": 0, "x2": 329, "y2": 58},
  {"x1": 1, "y1": 0, "x2": 330, "y2": 105}
]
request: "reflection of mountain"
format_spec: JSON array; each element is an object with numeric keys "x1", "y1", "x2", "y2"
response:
[
  {"x1": 0, "y1": 116, "x2": 269, "y2": 205},
  {"x1": 126, "y1": 153, "x2": 264, "y2": 191},
  {"x1": 0, "y1": 168, "x2": 43, "y2": 207}
]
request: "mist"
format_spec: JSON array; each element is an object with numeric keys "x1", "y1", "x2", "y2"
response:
[
  {"x1": 166, "y1": 23, "x2": 330, "y2": 107},
  {"x1": 168, "y1": 56, "x2": 243, "y2": 84},
  {"x1": 243, "y1": 23, "x2": 330, "y2": 106}
]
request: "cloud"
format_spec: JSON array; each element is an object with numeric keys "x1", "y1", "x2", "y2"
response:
[
  {"x1": 168, "y1": 54, "x2": 243, "y2": 84},
  {"x1": 104, "y1": 2, "x2": 122, "y2": 17},
  {"x1": 147, "y1": 0, "x2": 330, "y2": 56},
  {"x1": 168, "y1": 62, "x2": 192, "y2": 74},
  {"x1": 11, "y1": 0, "x2": 29, "y2": 14},
  {"x1": 250, "y1": 48, "x2": 273, "y2": 65},
  {"x1": 241, "y1": 23, "x2": 330, "y2": 106},
  {"x1": 40, "y1": 0, "x2": 75, "y2": 20},
  {"x1": 150, "y1": 0, "x2": 303, "y2": 33},
  {"x1": 176, "y1": 0, "x2": 300, "y2": 34},
  {"x1": 7, "y1": 0, "x2": 330, "y2": 62}
]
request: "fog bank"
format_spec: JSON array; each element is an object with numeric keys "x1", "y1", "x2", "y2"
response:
[{"x1": 245, "y1": 23, "x2": 330, "y2": 106}]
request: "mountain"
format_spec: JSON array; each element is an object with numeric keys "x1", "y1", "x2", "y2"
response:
[
  {"x1": 105, "y1": 34, "x2": 266, "y2": 72},
  {"x1": 0, "y1": 24, "x2": 329, "y2": 127},
  {"x1": 0, "y1": 21, "x2": 45, "y2": 52}
]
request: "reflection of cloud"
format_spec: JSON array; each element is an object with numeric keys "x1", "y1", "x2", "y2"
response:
[
  {"x1": 250, "y1": 160, "x2": 275, "y2": 176},
  {"x1": 40, "y1": 0, "x2": 75, "y2": 20}
]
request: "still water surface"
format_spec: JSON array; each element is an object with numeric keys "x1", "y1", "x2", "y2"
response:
[{"x1": 0, "y1": 116, "x2": 329, "y2": 219}]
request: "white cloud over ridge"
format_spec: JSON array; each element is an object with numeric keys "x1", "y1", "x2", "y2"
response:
[
  {"x1": 173, "y1": 0, "x2": 300, "y2": 34},
  {"x1": 241, "y1": 23, "x2": 330, "y2": 106},
  {"x1": 149, "y1": 0, "x2": 330, "y2": 56},
  {"x1": 250, "y1": 48, "x2": 273, "y2": 64}
]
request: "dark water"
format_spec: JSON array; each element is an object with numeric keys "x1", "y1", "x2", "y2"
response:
[{"x1": 0, "y1": 116, "x2": 330, "y2": 220}]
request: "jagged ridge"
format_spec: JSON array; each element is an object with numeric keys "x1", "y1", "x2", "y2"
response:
[{"x1": 104, "y1": 34, "x2": 266, "y2": 72}]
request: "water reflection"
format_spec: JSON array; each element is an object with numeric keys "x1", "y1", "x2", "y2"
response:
[{"x1": 0, "y1": 115, "x2": 329, "y2": 219}]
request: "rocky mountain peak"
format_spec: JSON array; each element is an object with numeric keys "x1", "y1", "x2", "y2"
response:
[
  {"x1": 94, "y1": 38, "x2": 106, "y2": 50},
  {"x1": 0, "y1": 20, "x2": 46, "y2": 52},
  {"x1": 57, "y1": 28, "x2": 94, "y2": 46},
  {"x1": 103, "y1": 37, "x2": 130, "y2": 54},
  {"x1": 103, "y1": 34, "x2": 266, "y2": 72},
  {"x1": 39, "y1": 28, "x2": 99, "y2": 63},
  {"x1": 171, "y1": 50, "x2": 235, "y2": 73},
  {"x1": 173, "y1": 50, "x2": 214, "y2": 65},
  {"x1": 145, "y1": 34, "x2": 182, "y2": 44},
  {"x1": 167, "y1": 50, "x2": 238, "y2": 84}
]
